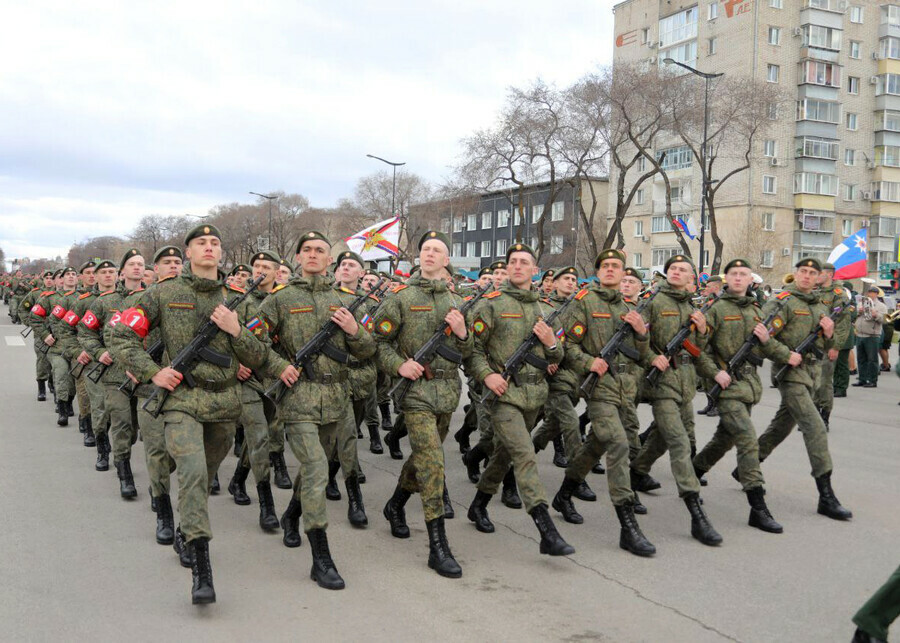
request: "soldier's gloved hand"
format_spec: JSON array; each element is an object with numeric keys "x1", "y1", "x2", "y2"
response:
[
  {"x1": 624, "y1": 311, "x2": 647, "y2": 335},
  {"x1": 398, "y1": 359, "x2": 425, "y2": 381},
  {"x1": 445, "y1": 309, "x2": 467, "y2": 339},
  {"x1": 787, "y1": 352, "x2": 803, "y2": 367},
  {"x1": 77, "y1": 350, "x2": 92, "y2": 365},
  {"x1": 44, "y1": 334, "x2": 55, "y2": 347},
  {"x1": 714, "y1": 370, "x2": 732, "y2": 389},
  {"x1": 827, "y1": 348, "x2": 838, "y2": 361},
  {"x1": 484, "y1": 373, "x2": 508, "y2": 397},
  {"x1": 818, "y1": 316, "x2": 834, "y2": 339},
  {"x1": 237, "y1": 364, "x2": 252, "y2": 381},
  {"x1": 99, "y1": 351, "x2": 113, "y2": 365},
  {"x1": 690, "y1": 310, "x2": 707, "y2": 335},
  {"x1": 211, "y1": 304, "x2": 241, "y2": 338},
  {"x1": 590, "y1": 357, "x2": 608, "y2": 376},
  {"x1": 753, "y1": 323, "x2": 770, "y2": 344},
  {"x1": 332, "y1": 307, "x2": 358, "y2": 336},
  {"x1": 651, "y1": 354, "x2": 669, "y2": 372},
  {"x1": 152, "y1": 367, "x2": 183, "y2": 392},
  {"x1": 279, "y1": 364, "x2": 300, "y2": 387},
  {"x1": 533, "y1": 319, "x2": 556, "y2": 347}
]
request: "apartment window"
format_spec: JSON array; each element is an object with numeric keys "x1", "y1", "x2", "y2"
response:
[
  {"x1": 760, "y1": 250, "x2": 774, "y2": 268},
  {"x1": 842, "y1": 219, "x2": 852, "y2": 235},
  {"x1": 881, "y1": 37, "x2": 900, "y2": 60},
  {"x1": 496, "y1": 238, "x2": 508, "y2": 256},
  {"x1": 670, "y1": 185, "x2": 684, "y2": 203},
  {"x1": 848, "y1": 76, "x2": 859, "y2": 95},
  {"x1": 651, "y1": 216, "x2": 673, "y2": 233},
  {"x1": 849, "y1": 6, "x2": 863, "y2": 24},
  {"x1": 769, "y1": 0, "x2": 782, "y2": 7},
  {"x1": 883, "y1": 5, "x2": 900, "y2": 26},
  {"x1": 799, "y1": 211, "x2": 835, "y2": 233},
  {"x1": 551, "y1": 201, "x2": 565, "y2": 221},
  {"x1": 768, "y1": 27, "x2": 780, "y2": 46},
  {"x1": 846, "y1": 112, "x2": 858, "y2": 130},
  {"x1": 794, "y1": 172, "x2": 839, "y2": 196},
  {"x1": 843, "y1": 184, "x2": 858, "y2": 201},
  {"x1": 531, "y1": 204, "x2": 544, "y2": 224},
  {"x1": 708, "y1": 37, "x2": 718, "y2": 55},
  {"x1": 635, "y1": 189, "x2": 645, "y2": 205},
  {"x1": 764, "y1": 140, "x2": 777, "y2": 157},
  {"x1": 634, "y1": 220, "x2": 644, "y2": 237},
  {"x1": 708, "y1": 2, "x2": 718, "y2": 20},
  {"x1": 879, "y1": 110, "x2": 900, "y2": 132},
  {"x1": 801, "y1": 60, "x2": 841, "y2": 88},
  {"x1": 799, "y1": 137, "x2": 839, "y2": 160},
  {"x1": 763, "y1": 175, "x2": 777, "y2": 194},
  {"x1": 641, "y1": 28, "x2": 650, "y2": 44},
  {"x1": 513, "y1": 209, "x2": 522, "y2": 226},
  {"x1": 877, "y1": 145, "x2": 900, "y2": 167},
  {"x1": 452, "y1": 216, "x2": 463, "y2": 233},
  {"x1": 652, "y1": 247, "x2": 678, "y2": 266},
  {"x1": 633, "y1": 253, "x2": 643, "y2": 268},
  {"x1": 440, "y1": 218, "x2": 451, "y2": 233},
  {"x1": 762, "y1": 211, "x2": 775, "y2": 231},
  {"x1": 659, "y1": 7, "x2": 698, "y2": 48},
  {"x1": 659, "y1": 40, "x2": 698, "y2": 71},
  {"x1": 549, "y1": 236, "x2": 564, "y2": 255},
  {"x1": 803, "y1": 25, "x2": 842, "y2": 51},
  {"x1": 845, "y1": 149, "x2": 856, "y2": 166},
  {"x1": 873, "y1": 217, "x2": 899, "y2": 238},
  {"x1": 467, "y1": 213, "x2": 478, "y2": 231},
  {"x1": 497, "y1": 209, "x2": 510, "y2": 227},
  {"x1": 850, "y1": 41, "x2": 861, "y2": 59},
  {"x1": 658, "y1": 145, "x2": 693, "y2": 170},
  {"x1": 452, "y1": 242, "x2": 462, "y2": 256},
  {"x1": 466, "y1": 241, "x2": 476, "y2": 257},
  {"x1": 767, "y1": 64, "x2": 780, "y2": 83},
  {"x1": 481, "y1": 211, "x2": 491, "y2": 229},
  {"x1": 796, "y1": 98, "x2": 841, "y2": 123},
  {"x1": 767, "y1": 102, "x2": 778, "y2": 120},
  {"x1": 481, "y1": 241, "x2": 492, "y2": 258},
  {"x1": 876, "y1": 73, "x2": 900, "y2": 96}
]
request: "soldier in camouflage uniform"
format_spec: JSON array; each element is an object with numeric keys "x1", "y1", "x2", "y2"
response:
[
  {"x1": 10, "y1": 269, "x2": 29, "y2": 323},
  {"x1": 361, "y1": 268, "x2": 388, "y2": 454},
  {"x1": 833, "y1": 281, "x2": 857, "y2": 398},
  {"x1": 466, "y1": 243, "x2": 575, "y2": 558},
  {"x1": 256, "y1": 231, "x2": 375, "y2": 591},
  {"x1": 628, "y1": 255, "x2": 722, "y2": 546},
  {"x1": 752, "y1": 257, "x2": 852, "y2": 521},
  {"x1": 812, "y1": 262, "x2": 851, "y2": 429},
  {"x1": 265, "y1": 257, "x2": 294, "y2": 489},
  {"x1": 691, "y1": 259, "x2": 785, "y2": 534},
  {"x1": 110, "y1": 224, "x2": 269, "y2": 604},
  {"x1": 375, "y1": 231, "x2": 472, "y2": 578},
  {"x1": 21, "y1": 271, "x2": 54, "y2": 402},
  {"x1": 59, "y1": 262, "x2": 97, "y2": 438}
]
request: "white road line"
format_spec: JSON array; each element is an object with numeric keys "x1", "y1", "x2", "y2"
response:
[{"x1": 4, "y1": 336, "x2": 26, "y2": 346}]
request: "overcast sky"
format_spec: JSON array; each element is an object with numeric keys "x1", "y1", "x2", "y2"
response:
[{"x1": 0, "y1": 1, "x2": 615, "y2": 263}]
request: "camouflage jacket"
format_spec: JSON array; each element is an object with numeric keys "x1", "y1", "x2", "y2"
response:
[
  {"x1": 816, "y1": 283, "x2": 851, "y2": 348},
  {"x1": 562, "y1": 284, "x2": 649, "y2": 404},
  {"x1": 468, "y1": 283, "x2": 563, "y2": 412},
  {"x1": 79, "y1": 285, "x2": 131, "y2": 383},
  {"x1": 30, "y1": 289, "x2": 78, "y2": 357},
  {"x1": 337, "y1": 285, "x2": 378, "y2": 400},
  {"x1": 695, "y1": 292, "x2": 781, "y2": 404},
  {"x1": 760, "y1": 286, "x2": 834, "y2": 389},
  {"x1": 255, "y1": 274, "x2": 375, "y2": 424},
  {"x1": 107, "y1": 269, "x2": 268, "y2": 422},
  {"x1": 19, "y1": 287, "x2": 43, "y2": 328},
  {"x1": 54, "y1": 289, "x2": 98, "y2": 361},
  {"x1": 374, "y1": 275, "x2": 472, "y2": 414},
  {"x1": 546, "y1": 292, "x2": 580, "y2": 395}
]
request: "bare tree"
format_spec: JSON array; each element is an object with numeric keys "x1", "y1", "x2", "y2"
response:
[{"x1": 67, "y1": 236, "x2": 130, "y2": 267}]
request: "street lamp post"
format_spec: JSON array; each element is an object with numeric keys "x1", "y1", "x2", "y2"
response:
[
  {"x1": 249, "y1": 192, "x2": 277, "y2": 244},
  {"x1": 663, "y1": 58, "x2": 723, "y2": 275},
  {"x1": 366, "y1": 154, "x2": 406, "y2": 270}
]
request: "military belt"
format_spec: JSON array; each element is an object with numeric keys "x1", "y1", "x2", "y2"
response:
[
  {"x1": 425, "y1": 368, "x2": 459, "y2": 381},
  {"x1": 306, "y1": 372, "x2": 349, "y2": 384},
  {"x1": 194, "y1": 376, "x2": 238, "y2": 392},
  {"x1": 513, "y1": 372, "x2": 544, "y2": 385},
  {"x1": 671, "y1": 354, "x2": 693, "y2": 367}
]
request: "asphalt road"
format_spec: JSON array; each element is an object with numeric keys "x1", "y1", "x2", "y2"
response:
[{"x1": 1, "y1": 302, "x2": 897, "y2": 642}]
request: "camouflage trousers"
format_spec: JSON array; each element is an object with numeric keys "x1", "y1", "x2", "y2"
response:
[
  {"x1": 268, "y1": 413, "x2": 285, "y2": 455},
  {"x1": 33, "y1": 340, "x2": 51, "y2": 381},
  {"x1": 477, "y1": 403, "x2": 548, "y2": 512},
  {"x1": 813, "y1": 356, "x2": 837, "y2": 413},
  {"x1": 74, "y1": 374, "x2": 91, "y2": 419},
  {"x1": 757, "y1": 382, "x2": 833, "y2": 478},
  {"x1": 399, "y1": 411, "x2": 451, "y2": 522},
  {"x1": 631, "y1": 398, "x2": 701, "y2": 497},
  {"x1": 565, "y1": 400, "x2": 633, "y2": 506},
  {"x1": 48, "y1": 352, "x2": 74, "y2": 403},
  {"x1": 833, "y1": 348, "x2": 851, "y2": 394},
  {"x1": 692, "y1": 399, "x2": 764, "y2": 492},
  {"x1": 285, "y1": 420, "x2": 339, "y2": 533},
  {"x1": 237, "y1": 384, "x2": 271, "y2": 484},
  {"x1": 331, "y1": 398, "x2": 362, "y2": 478},
  {"x1": 852, "y1": 564, "x2": 900, "y2": 641},
  {"x1": 105, "y1": 385, "x2": 137, "y2": 464},
  {"x1": 163, "y1": 410, "x2": 234, "y2": 542},
  {"x1": 532, "y1": 390, "x2": 581, "y2": 462},
  {"x1": 137, "y1": 404, "x2": 174, "y2": 497},
  {"x1": 469, "y1": 384, "x2": 494, "y2": 455},
  {"x1": 85, "y1": 375, "x2": 108, "y2": 437},
  {"x1": 363, "y1": 387, "x2": 379, "y2": 427},
  {"x1": 9, "y1": 295, "x2": 21, "y2": 322}
]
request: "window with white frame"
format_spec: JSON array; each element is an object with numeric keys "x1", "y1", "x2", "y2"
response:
[
  {"x1": 878, "y1": 110, "x2": 900, "y2": 132},
  {"x1": 633, "y1": 252, "x2": 643, "y2": 267},
  {"x1": 531, "y1": 204, "x2": 544, "y2": 224},
  {"x1": 767, "y1": 64, "x2": 780, "y2": 83},
  {"x1": 636, "y1": 155, "x2": 647, "y2": 172},
  {"x1": 497, "y1": 209, "x2": 510, "y2": 227},
  {"x1": 768, "y1": 102, "x2": 779, "y2": 120},
  {"x1": 708, "y1": 37, "x2": 718, "y2": 55},
  {"x1": 800, "y1": 137, "x2": 839, "y2": 160},
  {"x1": 764, "y1": 140, "x2": 777, "y2": 157},
  {"x1": 652, "y1": 247, "x2": 678, "y2": 265},
  {"x1": 551, "y1": 201, "x2": 565, "y2": 221},
  {"x1": 849, "y1": 5, "x2": 863, "y2": 23},
  {"x1": 481, "y1": 241, "x2": 492, "y2": 258},
  {"x1": 513, "y1": 209, "x2": 522, "y2": 226},
  {"x1": 708, "y1": 2, "x2": 718, "y2": 20},
  {"x1": 651, "y1": 216, "x2": 673, "y2": 233},
  {"x1": 876, "y1": 73, "x2": 900, "y2": 96},
  {"x1": 659, "y1": 7, "x2": 698, "y2": 47},
  {"x1": 803, "y1": 25, "x2": 842, "y2": 51},
  {"x1": 452, "y1": 242, "x2": 462, "y2": 256},
  {"x1": 482, "y1": 211, "x2": 491, "y2": 229},
  {"x1": 799, "y1": 211, "x2": 835, "y2": 232},
  {"x1": 634, "y1": 220, "x2": 644, "y2": 237},
  {"x1": 877, "y1": 145, "x2": 900, "y2": 167},
  {"x1": 440, "y1": 218, "x2": 451, "y2": 233},
  {"x1": 659, "y1": 40, "x2": 698, "y2": 71},
  {"x1": 880, "y1": 37, "x2": 900, "y2": 60},
  {"x1": 797, "y1": 98, "x2": 841, "y2": 123},
  {"x1": 850, "y1": 41, "x2": 861, "y2": 59},
  {"x1": 846, "y1": 112, "x2": 858, "y2": 130},
  {"x1": 848, "y1": 76, "x2": 859, "y2": 95},
  {"x1": 635, "y1": 189, "x2": 645, "y2": 205},
  {"x1": 658, "y1": 145, "x2": 693, "y2": 170},
  {"x1": 769, "y1": 0, "x2": 782, "y2": 7},
  {"x1": 762, "y1": 211, "x2": 775, "y2": 231},
  {"x1": 760, "y1": 250, "x2": 774, "y2": 268},
  {"x1": 845, "y1": 149, "x2": 856, "y2": 166},
  {"x1": 872, "y1": 181, "x2": 900, "y2": 202},
  {"x1": 496, "y1": 238, "x2": 508, "y2": 256},
  {"x1": 763, "y1": 175, "x2": 777, "y2": 194},
  {"x1": 794, "y1": 172, "x2": 839, "y2": 196},
  {"x1": 801, "y1": 60, "x2": 841, "y2": 88},
  {"x1": 467, "y1": 213, "x2": 478, "y2": 231},
  {"x1": 844, "y1": 183, "x2": 858, "y2": 201},
  {"x1": 453, "y1": 216, "x2": 463, "y2": 232},
  {"x1": 768, "y1": 27, "x2": 780, "y2": 46},
  {"x1": 842, "y1": 219, "x2": 852, "y2": 235},
  {"x1": 466, "y1": 241, "x2": 476, "y2": 257},
  {"x1": 883, "y1": 5, "x2": 900, "y2": 25},
  {"x1": 549, "y1": 236, "x2": 564, "y2": 255}
]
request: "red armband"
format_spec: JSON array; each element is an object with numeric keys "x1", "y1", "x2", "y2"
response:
[
  {"x1": 31, "y1": 304, "x2": 47, "y2": 317},
  {"x1": 118, "y1": 307, "x2": 149, "y2": 339},
  {"x1": 63, "y1": 311, "x2": 81, "y2": 326},
  {"x1": 50, "y1": 304, "x2": 66, "y2": 319},
  {"x1": 81, "y1": 310, "x2": 100, "y2": 330}
]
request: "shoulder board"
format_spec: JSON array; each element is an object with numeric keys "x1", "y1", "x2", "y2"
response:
[
  {"x1": 338, "y1": 287, "x2": 355, "y2": 295},
  {"x1": 574, "y1": 288, "x2": 590, "y2": 300},
  {"x1": 541, "y1": 297, "x2": 553, "y2": 305},
  {"x1": 157, "y1": 274, "x2": 176, "y2": 284},
  {"x1": 41, "y1": 290, "x2": 55, "y2": 296},
  {"x1": 78, "y1": 292, "x2": 93, "y2": 300},
  {"x1": 63, "y1": 290, "x2": 76, "y2": 295},
  {"x1": 833, "y1": 287, "x2": 842, "y2": 295},
  {"x1": 394, "y1": 285, "x2": 409, "y2": 292},
  {"x1": 30, "y1": 287, "x2": 41, "y2": 292},
  {"x1": 129, "y1": 287, "x2": 145, "y2": 295},
  {"x1": 484, "y1": 290, "x2": 503, "y2": 299},
  {"x1": 271, "y1": 283, "x2": 287, "y2": 293},
  {"x1": 367, "y1": 294, "x2": 381, "y2": 302},
  {"x1": 99, "y1": 291, "x2": 117, "y2": 297},
  {"x1": 227, "y1": 285, "x2": 246, "y2": 294},
  {"x1": 776, "y1": 291, "x2": 791, "y2": 300}
]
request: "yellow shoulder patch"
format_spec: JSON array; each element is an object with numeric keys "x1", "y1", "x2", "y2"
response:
[
  {"x1": 339, "y1": 287, "x2": 356, "y2": 295},
  {"x1": 228, "y1": 285, "x2": 246, "y2": 294},
  {"x1": 78, "y1": 292, "x2": 92, "y2": 300},
  {"x1": 574, "y1": 288, "x2": 589, "y2": 300},
  {"x1": 271, "y1": 283, "x2": 287, "y2": 293},
  {"x1": 157, "y1": 274, "x2": 176, "y2": 284},
  {"x1": 484, "y1": 290, "x2": 503, "y2": 299},
  {"x1": 394, "y1": 285, "x2": 408, "y2": 292}
]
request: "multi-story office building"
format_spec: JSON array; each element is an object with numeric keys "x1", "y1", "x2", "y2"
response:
[{"x1": 611, "y1": 0, "x2": 900, "y2": 282}]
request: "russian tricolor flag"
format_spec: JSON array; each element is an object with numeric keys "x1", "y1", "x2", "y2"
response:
[{"x1": 826, "y1": 228, "x2": 868, "y2": 279}]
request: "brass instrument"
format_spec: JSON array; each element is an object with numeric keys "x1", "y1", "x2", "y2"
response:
[
  {"x1": 782, "y1": 273, "x2": 794, "y2": 285},
  {"x1": 885, "y1": 308, "x2": 900, "y2": 323}
]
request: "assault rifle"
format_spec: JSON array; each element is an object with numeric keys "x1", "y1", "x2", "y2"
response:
[
  {"x1": 772, "y1": 303, "x2": 844, "y2": 386},
  {"x1": 645, "y1": 291, "x2": 723, "y2": 386}
]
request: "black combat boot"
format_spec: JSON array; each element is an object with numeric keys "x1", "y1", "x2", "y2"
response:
[
  {"x1": 453, "y1": 416, "x2": 473, "y2": 454},
  {"x1": 227, "y1": 463, "x2": 252, "y2": 506},
  {"x1": 257, "y1": 480, "x2": 279, "y2": 532},
  {"x1": 462, "y1": 444, "x2": 485, "y2": 483},
  {"x1": 233, "y1": 425, "x2": 244, "y2": 457},
  {"x1": 325, "y1": 460, "x2": 341, "y2": 501},
  {"x1": 815, "y1": 471, "x2": 853, "y2": 520},
  {"x1": 746, "y1": 487, "x2": 783, "y2": 533},
  {"x1": 818, "y1": 407, "x2": 831, "y2": 432},
  {"x1": 83, "y1": 417, "x2": 96, "y2": 447},
  {"x1": 852, "y1": 627, "x2": 886, "y2": 643},
  {"x1": 378, "y1": 402, "x2": 393, "y2": 431},
  {"x1": 150, "y1": 488, "x2": 157, "y2": 512},
  {"x1": 443, "y1": 480, "x2": 454, "y2": 519},
  {"x1": 573, "y1": 480, "x2": 597, "y2": 502},
  {"x1": 189, "y1": 537, "x2": 216, "y2": 604},
  {"x1": 116, "y1": 457, "x2": 137, "y2": 498},
  {"x1": 367, "y1": 422, "x2": 383, "y2": 454},
  {"x1": 630, "y1": 468, "x2": 661, "y2": 492},
  {"x1": 174, "y1": 527, "x2": 192, "y2": 567},
  {"x1": 37, "y1": 380, "x2": 46, "y2": 402},
  {"x1": 345, "y1": 474, "x2": 368, "y2": 527},
  {"x1": 683, "y1": 492, "x2": 722, "y2": 546},
  {"x1": 383, "y1": 485, "x2": 411, "y2": 538},
  {"x1": 281, "y1": 498, "x2": 303, "y2": 548},
  {"x1": 78, "y1": 415, "x2": 87, "y2": 434},
  {"x1": 530, "y1": 504, "x2": 575, "y2": 556},
  {"x1": 95, "y1": 432, "x2": 110, "y2": 471},
  {"x1": 578, "y1": 411, "x2": 590, "y2": 442},
  {"x1": 308, "y1": 529, "x2": 345, "y2": 590},
  {"x1": 591, "y1": 461, "x2": 606, "y2": 474},
  {"x1": 383, "y1": 424, "x2": 404, "y2": 460},
  {"x1": 270, "y1": 451, "x2": 291, "y2": 489},
  {"x1": 633, "y1": 491, "x2": 648, "y2": 515},
  {"x1": 551, "y1": 477, "x2": 584, "y2": 525},
  {"x1": 210, "y1": 472, "x2": 220, "y2": 495},
  {"x1": 501, "y1": 468, "x2": 522, "y2": 509},
  {"x1": 155, "y1": 493, "x2": 175, "y2": 545},
  {"x1": 551, "y1": 434, "x2": 568, "y2": 468},
  {"x1": 467, "y1": 490, "x2": 495, "y2": 533},
  {"x1": 694, "y1": 463, "x2": 709, "y2": 487},
  {"x1": 615, "y1": 503, "x2": 656, "y2": 557},
  {"x1": 56, "y1": 400, "x2": 68, "y2": 426},
  {"x1": 66, "y1": 399, "x2": 74, "y2": 417},
  {"x1": 426, "y1": 517, "x2": 462, "y2": 578},
  {"x1": 357, "y1": 466, "x2": 366, "y2": 484}
]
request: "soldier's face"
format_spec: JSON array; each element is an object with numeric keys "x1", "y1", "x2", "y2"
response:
[
  {"x1": 337, "y1": 259, "x2": 364, "y2": 284},
  {"x1": 43, "y1": 275, "x2": 53, "y2": 287},
  {"x1": 620, "y1": 276, "x2": 642, "y2": 298},
  {"x1": 725, "y1": 267, "x2": 751, "y2": 295},
  {"x1": 418, "y1": 240, "x2": 450, "y2": 275},
  {"x1": 556, "y1": 274, "x2": 578, "y2": 297},
  {"x1": 541, "y1": 276, "x2": 554, "y2": 294},
  {"x1": 155, "y1": 257, "x2": 183, "y2": 279},
  {"x1": 62, "y1": 271, "x2": 77, "y2": 289},
  {"x1": 96, "y1": 268, "x2": 117, "y2": 288},
  {"x1": 598, "y1": 259, "x2": 624, "y2": 288},
  {"x1": 666, "y1": 262, "x2": 693, "y2": 289},
  {"x1": 507, "y1": 252, "x2": 537, "y2": 288},
  {"x1": 186, "y1": 236, "x2": 222, "y2": 269},
  {"x1": 252, "y1": 259, "x2": 277, "y2": 288},
  {"x1": 122, "y1": 256, "x2": 145, "y2": 282},
  {"x1": 232, "y1": 270, "x2": 251, "y2": 288},
  {"x1": 276, "y1": 266, "x2": 292, "y2": 284},
  {"x1": 477, "y1": 275, "x2": 492, "y2": 289},
  {"x1": 143, "y1": 270, "x2": 156, "y2": 285},
  {"x1": 817, "y1": 269, "x2": 834, "y2": 286},
  {"x1": 296, "y1": 240, "x2": 332, "y2": 276},
  {"x1": 54, "y1": 276, "x2": 64, "y2": 288},
  {"x1": 794, "y1": 266, "x2": 819, "y2": 291},
  {"x1": 81, "y1": 267, "x2": 95, "y2": 287},
  {"x1": 491, "y1": 269, "x2": 507, "y2": 288},
  {"x1": 361, "y1": 274, "x2": 379, "y2": 291}
]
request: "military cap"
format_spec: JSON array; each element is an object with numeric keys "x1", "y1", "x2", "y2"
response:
[
  {"x1": 594, "y1": 248, "x2": 627, "y2": 270},
  {"x1": 61, "y1": 266, "x2": 77, "y2": 276},
  {"x1": 41, "y1": 270, "x2": 54, "y2": 278},
  {"x1": 842, "y1": 281, "x2": 853, "y2": 289},
  {"x1": 664, "y1": 254, "x2": 695, "y2": 271},
  {"x1": 119, "y1": 248, "x2": 143, "y2": 269},
  {"x1": 153, "y1": 246, "x2": 183, "y2": 264},
  {"x1": 822, "y1": 262, "x2": 836, "y2": 271},
  {"x1": 723, "y1": 258, "x2": 751, "y2": 273},
  {"x1": 296, "y1": 231, "x2": 331, "y2": 253},
  {"x1": 277, "y1": 257, "x2": 291, "y2": 268},
  {"x1": 229, "y1": 264, "x2": 251, "y2": 277},
  {"x1": 505, "y1": 242, "x2": 536, "y2": 263},
  {"x1": 364, "y1": 268, "x2": 379, "y2": 277},
  {"x1": 418, "y1": 230, "x2": 451, "y2": 252},
  {"x1": 336, "y1": 250, "x2": 365, "y2": 269},
  {"x1": 489, "y1": 261, "x2": 507, "y2": 271},
  {"x1": 250, "y1": 250, "x2": 280, "y2": 266},
  {"x1": 541, "y1": 269, "x2": 556, "y2": 281},
  {"x1": 623, "y1": 267, "x2": 643, "y2": 280},
  {"x1": 184, "y1": 223, "x2": 222, "y2": 245},
  {"x1": 478, "y1": 266, "x2": 494, "y2": 278},
  {"x1": 795, "y1": 257, "x2": 822, "y2": 271},
  {"x1": 95, "y1": 260, "x2": 117, "y2": 271},
  {"x1": 552, "y1": 266, "x2": 577, "y2": 281},
  {"x1": 78, "y1": 260, "x2": 96, "y2": 274},
  {"x1": 706, "y1": 274, "x2": 723, "y2": 284},
  {"x1": 52, "y1": 269, "x2": 63, "y2": 279}
]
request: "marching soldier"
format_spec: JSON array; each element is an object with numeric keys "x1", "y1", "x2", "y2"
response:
[
  {"x1": 374, "y1": 231, "x2": 472, "y2": 578},
  {"x1": 268, "y1": 256, "x2": 294, "y2": 488},
  {"x1": 812, "y1": 263, "x2": 851, "y2": 429},
  {"x1": 466, "y1": 243, "x2": 575, "y2": 558},
  {"x1": 361, "y1": 268, "x2": 389, "y2": 454},
  {"x1": 61, "y1": 262, "x2": 97, "y2": 438},
  {"x1": 229, "y1": 264, "x2": 251, "y2": 289},
  {"x1": 21, "y1": 270, "x2": 54, "y2": 402}
]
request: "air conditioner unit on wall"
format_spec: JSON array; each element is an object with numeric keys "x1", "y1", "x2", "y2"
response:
[
  {"x1": 867, "y1": 161, "x2": 876, "y2": 169},
  {"x1": 837, "y1": 0, "x2": 848, "y2": 11},
  {"x1": 641, "y1": 235, "x2": 650, "y2": 243},
  {"x1": 862, "y1": 191, "x2": 871, "y2": 200},
  {"x1": 782, "y1": 248, "x2": 791, "y2": 256},
  {"x1": 873, "y1": 52, "x2": 880, "y2": 60},
  {"x1": 648, "y1": 56, "x2": 657, "y2": 64},
  {"x1": 793, "y1": 27, "x2": 803, "y2": 37},
  {"x1": 871, "y1": 76, "x2": 879, "y2": 85},
  {"x1": 770, "y1": 158, "x2": 782, "y2": 167}
]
